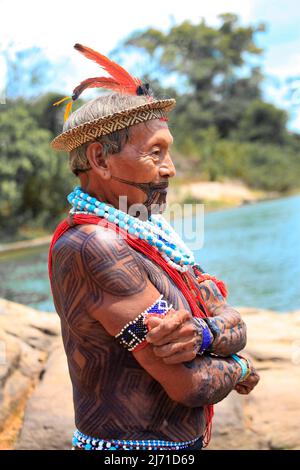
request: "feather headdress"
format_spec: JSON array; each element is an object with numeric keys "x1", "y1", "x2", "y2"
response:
[
  {"x1": 53, "y1": 43, "x2": 152, "y2": 121},
  {"x1": 51, "y1": 43, "x2": 175, "y2": 151}
]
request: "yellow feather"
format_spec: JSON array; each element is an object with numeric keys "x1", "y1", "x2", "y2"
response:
[
  {"x1": 64, "y1": 101, "x2": 73, "y2": 121},
  {"x1": 53, "y1": 96, "x2": 71, "y2": 106}
]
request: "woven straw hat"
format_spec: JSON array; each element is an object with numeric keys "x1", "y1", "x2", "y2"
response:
[{"x1": 51, "y1": 98, "x2": 176, "y2": 152}]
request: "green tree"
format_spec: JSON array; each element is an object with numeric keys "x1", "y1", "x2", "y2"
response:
[
  {"x1": 124, "y1": 13, "x2": 265, "y2": 141},
  {"x1": 28, "y1": 92, "x2": 64, "y2": 136},
  {"x1": 28, "y1": 93, "x2": 85, "y2": 137},
  {"x1": 236, "y1": 100, "x2": 288, "y2": 144},
  {"x1": 0, "y1": 103, "x2": 75, "y2": 236}
]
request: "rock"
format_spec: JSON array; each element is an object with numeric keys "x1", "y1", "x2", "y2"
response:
[
  {"x1": 0, "y1": 332, "x2": 21, "y2": 386},
  {"x1": 209, "y1": 308, "x2": 300, "y2": 450},
  {"x1": 0, "y1": 298, "x2": 60, "y2": 338},
  {"x1": 18, "y1": 341, "x2": 47, "y2": 379},
  {"x1": 1, "y1": 297, "x2": 300, "y2": 450},
  {"x1": 0, "y1": 298, "x2": 60, "y2": 448},
  {"x1": 16, "y1": 343, "x2": 74, "y2": 450},
  {"x1": 0, "y1": 370, "x2": 31, "y2": 429}
]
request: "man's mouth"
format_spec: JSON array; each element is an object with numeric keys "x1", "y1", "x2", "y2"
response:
[
  {"x1": 153, "y1": 182, "x2": 169, "y2": 194},
  {"x1": 110, "y1": 176, "x2": 168, "y2": 196}
]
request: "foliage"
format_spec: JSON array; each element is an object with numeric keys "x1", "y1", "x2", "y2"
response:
[
  {"x1": 179, "y1": 136, "x2": 300, "y2": 192},
  {"x1": 236, "y1": 100, "x2": 288, "y2": 144},
  {"x1": 122, "y1": 14, "x2": 299, "y2": 193},
  {"x1": 0, "y1": 14, "x2": 300, "y2": 239},
  {"x1": 0, "y1": 103, "x2": 75, "y2": 237},
  {"x1": 125, "y1": 14, "x2": 266, "y2": 139}
]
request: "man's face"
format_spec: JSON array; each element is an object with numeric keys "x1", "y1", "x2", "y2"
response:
[{"x1": 104, "y1": 119, "x2": 176, "y2": 216}]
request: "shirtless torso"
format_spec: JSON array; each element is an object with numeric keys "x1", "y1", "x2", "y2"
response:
[{"x1": 51, "y1": 224, "x2": 206, "y2": 441}]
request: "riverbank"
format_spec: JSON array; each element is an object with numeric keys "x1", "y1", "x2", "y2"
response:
[
  {"x1": 0, "y1": 236, "x2": 52, "y2": 257},
  {"x1": 0, "y1": 180, "x2": 279, "y2": 256},
  {"x1": 168, "y1": 179, "x2": 277, "y2": 208},
  {"x1": 0, "y1": 298, "x2": 299, "y2": 450}
]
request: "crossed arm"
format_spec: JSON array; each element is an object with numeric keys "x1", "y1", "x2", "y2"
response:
[
  {"x1": 197, "y1": 279, "x2": 247, "y2": 357},
  {"x1": 144, "y1": 275, "x2": 247, "y2": 363},
  {"x1": 62, "y1": 225, "x2": 258, "y2": 407}
]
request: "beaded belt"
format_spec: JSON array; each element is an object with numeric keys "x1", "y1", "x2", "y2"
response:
[{"x1": 72, "y1": 429, "x2": 201, "y2": 450}]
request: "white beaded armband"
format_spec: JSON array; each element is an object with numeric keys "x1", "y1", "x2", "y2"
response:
[{"x1": 115, "y1": 295, "x2": 173, "y2": 351}]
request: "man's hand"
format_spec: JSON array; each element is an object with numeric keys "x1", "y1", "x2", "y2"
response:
[
  {"x1": 145, "y1": 309, "x2": 211, "y2": 364},
  {"x1": 234, "y1": 356, "x2": 260, "y2": 395},
  {"x1": 147, "y1": 278, "x2": 248, "y2": 363}
]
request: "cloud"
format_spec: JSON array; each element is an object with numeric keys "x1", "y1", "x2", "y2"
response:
[
  {"x1": 1, "y1": 0, "x2": 257, "y2": 93},
  {"x1": 1, "y1": 0, "x2": 256, "y2": 59},
  {"x1": 1, "y1": 0, "x2": 299, "y2": 131}
]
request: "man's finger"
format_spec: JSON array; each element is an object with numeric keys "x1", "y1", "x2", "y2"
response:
[
  {"x1": 146, "y1": 316, "x2": 164, "y2": 331},
  {"x1": 235, "y1": 377, "x2": 259, "y2": 394},
  {"x1": 148, "y1": 322, "x2": 197, "y2": 346},
  {"x1": 164, "y1": 308, "x2": 177, "y2": 317},
  {"x1": 235, "y1": 383, "x2": 252, "y2": 394},
  {"x1": 152, "y1": 337, "x2": 197, "y2": 358},
  {"x1": 145, "y1": 308, "x2": 177, "y2": 331},
  {"x1": 162, "y1": 350, "x2": 197, "y2": 365},
  {"x1": 146, "y1": 310, "x2": 191, "y2": 343}
]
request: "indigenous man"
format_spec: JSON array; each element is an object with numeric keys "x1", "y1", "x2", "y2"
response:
[{"x1": 49, "y1": 44, "x2": 260, "y2": 451}]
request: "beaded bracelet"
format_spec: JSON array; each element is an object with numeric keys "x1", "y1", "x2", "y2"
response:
[
  {"x1": 194, "y1": 318, "x2": 214, "y2": 355},
  {"x1": 236, "y1": 354, "x2": 252, "y2": 382},
  {"x1": 231, "y1": 354, "x2": 251, "y2": 383},
  {"x1": 115, "y1": 295, "x2": 173, "y2": 352}
]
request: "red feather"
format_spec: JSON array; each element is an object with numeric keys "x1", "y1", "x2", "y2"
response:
[
  {"x1": 72, "y1": 76, "x2": 138, "y2": 101},
  {"x1": 74, "y1": 43, "x2": 141, "y2": 96},
  {"x1": 53, "y1": 44, "x2": 144, "y2": 118}
]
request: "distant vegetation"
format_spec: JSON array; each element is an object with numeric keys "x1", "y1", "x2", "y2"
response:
[{"x1": 0, "y1": 13, "x2": 299, "y2": 240}]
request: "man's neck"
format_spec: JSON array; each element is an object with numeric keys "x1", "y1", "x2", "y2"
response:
[{"x1": 79, "y1": 182, "x2": 163, "y2": 221}]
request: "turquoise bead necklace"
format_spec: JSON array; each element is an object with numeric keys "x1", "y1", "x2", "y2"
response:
[{"x1": 68, "y1": 186, "x2": 195, "y2": 273}]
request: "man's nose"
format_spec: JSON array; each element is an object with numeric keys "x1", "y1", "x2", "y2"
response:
[{"x1": 159, "y1": 152, "x2": 176, "y2": 178}]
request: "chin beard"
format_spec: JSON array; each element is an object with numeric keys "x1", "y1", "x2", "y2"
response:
[
  {"x1": 110, "y1": 175, "x2": 168, "y2": 219},
  {"x1": 131, "y1": 192, "x2": 167, "y2": 221},
  {"x1": 146, "y1": 192, "x2": 167, "y2": 217}
]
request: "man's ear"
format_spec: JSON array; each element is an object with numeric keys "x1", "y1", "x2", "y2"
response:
[{"x1": 86, "y1": 142, "x2": 111, "y2": 180}]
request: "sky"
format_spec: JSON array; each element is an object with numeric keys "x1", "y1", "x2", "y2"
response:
[{"x1": 1, "y1": 0, "x2": 300, "y2": 131}]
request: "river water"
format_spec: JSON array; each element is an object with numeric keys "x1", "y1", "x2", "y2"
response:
[{"x1": 0, "y1": 195, "x2": 299, "y2": 313}]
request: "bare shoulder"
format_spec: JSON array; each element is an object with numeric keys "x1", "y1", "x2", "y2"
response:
[
  {"x1": 53, "y1": 223, "x2": 134, "y2": 261},
  {"x1": 51, "y1": 224, "x2": 160, "y2": 333},
  {"x1": 53, "y1": 223, "x2": 147, "y2": 290},
  {"x1": 52, "y1": 223, "x2": 120, "y2": 255},
  {"x1": 79, "y1": 224, "x2": 148, "y2": 296}
]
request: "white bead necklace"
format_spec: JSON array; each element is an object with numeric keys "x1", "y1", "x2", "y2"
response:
[{"x1": 68, "y1": 187, "x2": 195, "y2": 272}]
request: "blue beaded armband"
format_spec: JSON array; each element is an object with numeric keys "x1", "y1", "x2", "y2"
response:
[
  {"x1": 115, "y1": 295, "x2": 173, "y2": 351},
  {"x1": 194, "y1": 318, "x2": 213, "y2": 355}
]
